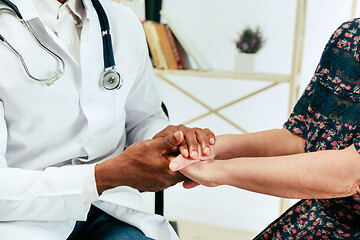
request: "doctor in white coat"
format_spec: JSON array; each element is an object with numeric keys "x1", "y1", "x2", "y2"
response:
[{"x1": 0, "y1": 0, "x2": 215, "y2": 239}]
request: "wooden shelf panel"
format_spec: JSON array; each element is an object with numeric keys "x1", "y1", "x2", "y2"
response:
[{"x1": 154, "y1": 69, "x2": 291, "y2": 83}]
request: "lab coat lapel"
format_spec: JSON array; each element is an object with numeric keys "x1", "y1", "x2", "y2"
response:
[
  {"x1": 80, "y1": 5, "x2": 103, "y2": 83},
  {"x1": 9, "y1": 0, "x2": 81, "y2": 66},
  {"x1": 26, "y1": 17, "x2": 79, "y2": 66}
]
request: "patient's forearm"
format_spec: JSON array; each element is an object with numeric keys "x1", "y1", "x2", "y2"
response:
[
  {"x1": 214, "y1": 129, "x2": 304, "y2": 160},
  {"x1": 214, "y1": 145, "x2": 360, "y2": 199}
]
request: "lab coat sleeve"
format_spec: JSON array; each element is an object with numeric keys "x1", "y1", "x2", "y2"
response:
[
  {"x1": 0, "y1": 103, "x2": 91, "y2": 221},
  {"x1": 125, "y1": 51, "x2": 169, "y2": 145}
]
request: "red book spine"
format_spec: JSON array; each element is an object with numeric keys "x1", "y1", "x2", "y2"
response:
[{"x1": 163, "y1": 24, "x2": 185, "y2": 69}]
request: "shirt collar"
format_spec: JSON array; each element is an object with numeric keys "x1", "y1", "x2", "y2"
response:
[
  {"x1": 9, "y1": 0, "x2": 92, "y2": 22},
  {"x1": 66, "y1": 0, "x2": 86, "y2": 24},
  {"x1": 31, "y1": 0, "x2": 61, "y2": 32}
]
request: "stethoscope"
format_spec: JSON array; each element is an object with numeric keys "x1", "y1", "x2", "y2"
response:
[{"x1": 0, "y1": 0, "x2": 123, "y2": 90}]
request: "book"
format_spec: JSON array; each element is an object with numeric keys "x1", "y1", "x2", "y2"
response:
[
  {"x1": 176, "y1": 36, "x2": 192, "y2": 69},
  {"x1": 163, "y1": 24, "x2": 186, "y2": 69},
  {"x1": 160, "y1": 10, "x2": 212, "y2": 71},
  {"x1": 142, "y1": 21, "x2": 168, "y2": 69},
  {"x1": 155, "y1": 24, "x2": 178, "y2": 69},
  {"x1": 142, "y1": 21, "x2": 159, "y2": 67}
]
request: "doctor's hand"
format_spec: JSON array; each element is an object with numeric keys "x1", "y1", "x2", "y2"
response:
[
  {"x1": 95, "y1": 131, "x2": 188, "y2": 195},
  {"x1": 153, "y1": 125, "x2": 215, "y2": 160}
]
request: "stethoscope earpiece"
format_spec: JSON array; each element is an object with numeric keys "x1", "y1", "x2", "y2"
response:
[{"x1": 102, "y1": 67, "x2": 123, "y2": 90}]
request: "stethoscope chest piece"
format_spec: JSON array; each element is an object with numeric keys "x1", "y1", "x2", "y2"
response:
[{"x1": 102, "y1": 67, "x2": 123, "y2": 90}]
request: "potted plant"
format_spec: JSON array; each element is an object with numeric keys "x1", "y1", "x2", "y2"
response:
[{"x1": 234, "y1": 25, "x2": 265, "y2": 73}]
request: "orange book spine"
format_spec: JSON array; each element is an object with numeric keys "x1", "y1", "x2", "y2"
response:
[{"x1": 155, "y1": 24, "x2": 178, "y2": 69}]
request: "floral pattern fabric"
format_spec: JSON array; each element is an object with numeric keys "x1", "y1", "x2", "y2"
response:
[{"x1": 255, "y1": 19, "x2": 360, "y2": 239}]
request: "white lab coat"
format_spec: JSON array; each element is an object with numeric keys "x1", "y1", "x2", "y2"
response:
[{"x1": 0, "y1": 0, "x2": 178, "y2": 239}]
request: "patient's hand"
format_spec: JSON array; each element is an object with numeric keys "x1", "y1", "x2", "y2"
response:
[
  {"x1": 168, "y1": 146, "x2": 216, "y2": 189},
  {"x1": 170, "y1": 153, "x2": 220, "y2": 189},
  {"x1": 169, "y1": 145, "x2": 215, "y2": 171}
]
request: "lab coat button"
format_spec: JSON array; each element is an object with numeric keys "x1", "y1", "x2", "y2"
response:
[{"x1": 66, "y1": 40, "x2": 72, "y2": 46}]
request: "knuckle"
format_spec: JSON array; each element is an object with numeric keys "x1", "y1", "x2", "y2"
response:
[
  {"x1": 194, "y1": 128, "x2": 204, "y2": 135},
  {"x1": 169, "y1": 125, "x2": 177, "y2": 130},
  {"x1": 184, "y1": 127, "x2": 195, "y2": 134},
  {"x1": 164, "y1": 138, "x2": 177, "y2": 151},
  {"x1": 175, "y1": 124, "x2": 184, "y2": 130},
  {"x1": 205, "y1": 128, "x2": 214, "y2": 135},
  {"x1": 197, "y1": 129, "x2": 206, "y2": 136},
  {"x1": 164, "y1": 137, "x2": 172, "y2": 147},
  {"x1": 162, "y1": 125, "x2": 173, "y2": 133},
  {"x1": 187, "y1": 137, "x2": 196, "y2": 145},
  {"x1": 143, "y1": 140, "x2": 152, "y2": 148}
]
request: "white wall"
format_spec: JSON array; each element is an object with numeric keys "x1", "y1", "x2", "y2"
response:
[{"x1": 143, "y1": 0, "x2": 360, "y2": 233}]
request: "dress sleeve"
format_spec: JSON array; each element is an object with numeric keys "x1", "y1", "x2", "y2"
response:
[
  {"x1": 352, "y1": 137, "x2": 360, "y2": 153},
  {"x1": 283, "y1": 20, "x2": 357, "y2": 139},
  {"x1": 283, "y1": 74, "x2": 317, "y2": 139}
]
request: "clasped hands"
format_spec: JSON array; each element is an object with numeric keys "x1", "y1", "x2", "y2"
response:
[
  {"x1": 154, "y1": 125, "x2": 218, "y2": 190},
  {"x1": 95, "y1": 125, "x2": 217, "y2": 195}
]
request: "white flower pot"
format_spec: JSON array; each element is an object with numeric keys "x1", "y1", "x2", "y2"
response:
[{"x1": 234, "y1": 52, "x2": 256, "y2": 73}]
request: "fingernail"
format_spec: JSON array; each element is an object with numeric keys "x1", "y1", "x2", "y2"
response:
[
  {"x1": 183, "y1": 149, "x2": 189, "y2": 157},
  {"x1": 209, "y1": 138, "x2": 215, "y2": 145},
  {"x1": 204, "y1": 147, "x2": 210, "y2": 155},
  {"x1": 174, "y1": 131, "x2": 181, "y2": 140},
  {"x1": 170, "y1": 162, "x2": 179, "y2": 171},
  {"x1": 191, "y1": 151, "x2": 198, "y2": 159}
]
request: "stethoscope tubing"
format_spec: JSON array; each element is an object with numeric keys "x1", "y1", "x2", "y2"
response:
[
  {"x1": 91, "y1": 0, "x2": 115, "y2": 69},
  {"x1": 0, "y1": 0, "x2": 21, "y2": 19},
  {"x1": 0, "y1": 0, "x2": 121, "y2": 90},
  {"x1": 0, "y1": 0, "x2": 115, "y2": 69},
  {"x1": 0, "y1": 6, "x2": 65, "y2": 85}
]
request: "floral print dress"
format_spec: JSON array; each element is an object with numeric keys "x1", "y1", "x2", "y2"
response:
[{"x1": 254, "y1": 19, "x2": 360, "y2": 239}]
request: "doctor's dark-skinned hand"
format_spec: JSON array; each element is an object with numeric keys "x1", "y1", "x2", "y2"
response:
[
  {"x1": 95, "y1": 131, "x2": 188, "y2": 195},
  {"x1": 153, "y1": 125, "x2": 215, "y2": 160}
]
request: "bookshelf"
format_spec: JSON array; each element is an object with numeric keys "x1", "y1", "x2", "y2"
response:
[
  {"x1": 155, "y1": 69, "x2": 285, "y2": 133},
  {"x1": 153, "y1": 0, "x2": 359, "y2": 215},
  {"x1": 155, "y1": 0, "x2": 308, "y2": 134}
]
